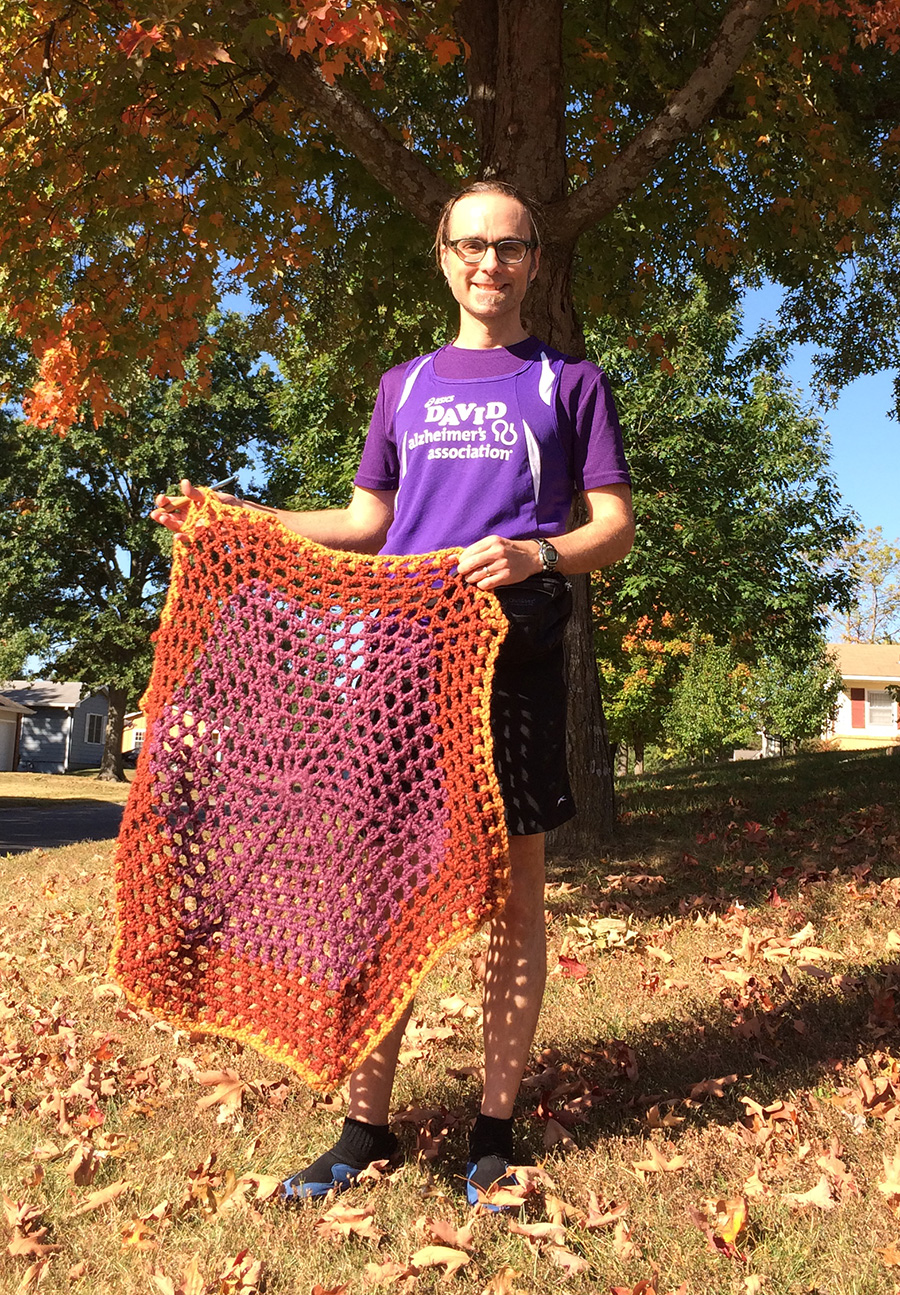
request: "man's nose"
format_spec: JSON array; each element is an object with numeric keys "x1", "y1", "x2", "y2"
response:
[{"x1": 479, "y1": 246, "x2": 502, "y2": 271}]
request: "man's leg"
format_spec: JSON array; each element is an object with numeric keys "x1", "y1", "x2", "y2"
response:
[
  {"x1": 347, "y1": 1001, "x2": 414, "y2": 1125},
  {"x1": 468, "y1": 831, "x2": 546, "y2": 1200},
  {"x1": 282, "y1": 1004, "x2": 412, "y2": 1200}
]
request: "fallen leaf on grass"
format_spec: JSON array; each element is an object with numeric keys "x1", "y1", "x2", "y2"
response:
[
  {"x1": 545, "y1": 1244, "x2": 590, "y2": 1276},
  {"x1": 363, "y1": 1258, "x2": 411, "y2": 1287},
  {"x1": 878, "y1": 1244, "x2": 900, "y2": 1267},
  {"x1": 782, "y1": 1174, "x2": 837, "y2": 1210},
  {"x1": 479, "y1": 1268, "x2": 527, "y2": 1295},
  {"x1": 581, "y1": 1189, "x2": 628, "y2": 1229},
  {"x1": 151, "y1": 1256, "x2": 205, "y2": 1295},
  {"x1": 7, "y1": 1230, "x2": 61, "y2": 1259},
  {"x1": 689, "y1": 1074, "x2": 738, "y2": 1100},
  {"x1": 743, "y1": 1161, "x2": 771, "y2": 1199},
  {"x1": 878, "y1": 1147, "x2": 900, "y2": 1215},
  {"x1": 195, "y1": 1068, "x2": 247, "y2": 1120},
  {"x1": 556, "y1": 955, "x2": 589, "y2": 980},
  {"x1": 744, "y1": 1278, "x2": 766, "y2": 1293},
  {"x1": 632, "y1": 1142, "x2": 687, "y2": 1175},
  {"x1": 219, "y1": 1250, "x2": 264, "y2": 1293},
  {"x1": 543, "y1": 1118, "x2": 576, "y2": 1151},
  {"x1": 508, "y1": 1219, "x2": 567, "y2": 1247},
  {"x1": 15, "y1": 1257, "x2": 53, "y2": 1291},
  {"x1": 417, "y1": 1216, "x2": 475, "y2": 1249},
  {"x1": 644, "y1": 945, "x2": 674, "y2": 964},
  {"x1": 121, "y1": 1217, "x2": 158, "y2": 1250},
  {"x1": 410, "y1": 1245, "x2": 471, "y2": 1278},
  {"x1": 645, "y1": 1104, "x2": 684, "y2": 1131},
  {"x1": 68, "y1": 1180, "x2": 132, "y2": 1216},
  {"x1": 67, "y1": 1262, "x2": 87, "y2": 1280},
  {"x1": 613, "y1": 1218, "x2": 641, "y2": 1261},
  {"x1": 311, "y1": 1286, "x2": 349, "y2": 1295},
  {"x1": 316, "y1": 1202, "x2": 385, "y2": 1244},
  {"x1": 65, "y1": 1145, "x2": 97, "y2": 1187}
]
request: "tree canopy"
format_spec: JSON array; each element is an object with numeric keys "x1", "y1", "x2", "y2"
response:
[
  {"x1": 0, "y1": 315, "x2": 277, "y2": 777},
  {"x1": 592, "y1": 285, "x2": 857, "y2": 757},
  {"x1": 1, "y1": 1, "x2": 899, "y2": 425}
]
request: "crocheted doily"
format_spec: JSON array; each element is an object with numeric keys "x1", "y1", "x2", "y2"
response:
[{"x1": 111, "y1": 491, "x2": 510, "y2": 1090}]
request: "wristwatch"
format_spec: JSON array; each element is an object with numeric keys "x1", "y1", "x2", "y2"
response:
[{"x1": 537, "y1": 539, "x2": 560, "y2": 572}]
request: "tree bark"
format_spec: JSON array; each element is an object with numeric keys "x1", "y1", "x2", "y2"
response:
[{"x1": 98, "y1": 686, "x2": 127, "y2": 782}]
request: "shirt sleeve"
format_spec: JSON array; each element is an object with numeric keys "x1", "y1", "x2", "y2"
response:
[
  {"x1": 354, "y1": 370, "x2": 402, "y2": 491},
  {"x1": 557, "y1": 362, "x2": 631, "y2": 491}
]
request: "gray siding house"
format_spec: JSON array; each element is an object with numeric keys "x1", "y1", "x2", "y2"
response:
[{"x1": 0, "y1": 682, "x2": 110, "y2": 773}]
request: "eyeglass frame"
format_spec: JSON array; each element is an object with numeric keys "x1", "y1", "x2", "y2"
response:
[{"x1": 443, "y1": 237, "x2": 539, "y2": 265}]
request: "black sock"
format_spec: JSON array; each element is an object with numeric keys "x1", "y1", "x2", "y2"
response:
[
  {"x1": 468, "y1": 1112, "x2": 514, "y2": 1164},
  {"x1": 295, "y1": 1116, "x2": 397, "y2": 1184}
]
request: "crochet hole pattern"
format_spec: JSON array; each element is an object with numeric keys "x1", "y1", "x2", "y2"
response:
[{"x1": 111, "y1": 492, "x2": 510, "y2": 1091}]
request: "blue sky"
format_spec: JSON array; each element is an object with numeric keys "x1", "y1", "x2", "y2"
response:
[{"x1": 742, "y1": 282, "x2": 898, "y2": 539}]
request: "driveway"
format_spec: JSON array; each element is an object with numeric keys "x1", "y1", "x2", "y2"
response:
[{"x1": 0, "y1": 799, "x2": 125, "y2": 854}]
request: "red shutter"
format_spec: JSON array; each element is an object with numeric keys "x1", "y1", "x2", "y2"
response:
[{"x1": 850, "y1": 688, "x2": 866, "y2": 729}]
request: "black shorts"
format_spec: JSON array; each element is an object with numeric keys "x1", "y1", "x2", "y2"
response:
[{"x1": 491, "y1": 573, "x2": 576, "y2": 837}]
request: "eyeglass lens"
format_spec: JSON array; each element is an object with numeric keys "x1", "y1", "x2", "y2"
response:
[{"x1": 454, "y1": 239, "x2": 530, "y2": 264}]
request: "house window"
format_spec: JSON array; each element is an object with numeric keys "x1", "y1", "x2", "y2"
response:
[
  {"x1": 868, "y1": 690, "x2": 895, "y2": 727},
  {"x1": 133, "y1": 728, "x2": 145, "y2": 749},
  {"x1": 85, "y1": 712, "x2": 106, "y2": 745}
]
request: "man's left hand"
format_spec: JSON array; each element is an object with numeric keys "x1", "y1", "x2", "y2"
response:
[{"x1": 457, "y1": 534, "x2": 542, "y2": 588}]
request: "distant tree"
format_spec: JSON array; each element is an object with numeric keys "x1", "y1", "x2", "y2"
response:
[
  {"x1": 0, "y1": 317, "x2": 277, "y2": 779},
  {"x1": 839, "y1": 527, "x2": 900, "y2": 643},
  {"x1": 664, "y1": 641, "x2": 756, "y2": 763},
  {"x1": 591, "y1": 287, "x2": 858, "y2": 761},
  {"x1": 751, "y1": 648, "x2": 844, "y2": 749},
  {"x1": 596, "y1": 611, "x2": 692, "y2": 774}
]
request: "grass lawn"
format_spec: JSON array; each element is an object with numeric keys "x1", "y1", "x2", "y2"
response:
[
  {"x1": 1, "y1": 748, "x2": 899, "y2": 1294},
  {"x1": 0, "y1": 770, "x2": 134, "y2": 808}
]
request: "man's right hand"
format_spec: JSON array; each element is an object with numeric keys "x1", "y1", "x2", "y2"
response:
[{"x1": 150, "y1": 479, "x2": 243, "y2": 535}]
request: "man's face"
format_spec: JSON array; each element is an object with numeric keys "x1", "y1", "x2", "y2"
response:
[{"x1": 439, "y1": 192, "x2": 540, "y2": 327}]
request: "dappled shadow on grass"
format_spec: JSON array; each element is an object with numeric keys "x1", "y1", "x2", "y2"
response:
[
  {"x1": 412, "y1": 954, "x2": 900, "y2": 1188},
  {"x1": 608, "y1": 748, "x2": 899, "y2": 866},
  {"x1": 543, "y1": 747, "x2": 900, "y2": 925}
]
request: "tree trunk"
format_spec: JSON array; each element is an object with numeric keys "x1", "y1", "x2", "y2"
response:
[
  {"x1": 633, "y1": 737, "x2": 645, "y2": 777},
  {"x1": 98, "y1": 686, "x2": 127, "y2": 782},
  {"x1": 468, "y1": 0, "x2": 617, "y2": 850}
]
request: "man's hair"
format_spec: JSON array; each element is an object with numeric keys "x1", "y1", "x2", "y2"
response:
[{"x1": 434, "y1": 181, "x2": 543, "y2": 266}]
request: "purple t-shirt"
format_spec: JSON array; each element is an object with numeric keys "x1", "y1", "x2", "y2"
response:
[{"x1": 355, "y1": 337, "x2": 630, "y2": 555}]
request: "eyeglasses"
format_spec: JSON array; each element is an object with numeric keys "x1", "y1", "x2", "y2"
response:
[{"x1": 444, "y1": 237, "x2": 537, "y2": 265}]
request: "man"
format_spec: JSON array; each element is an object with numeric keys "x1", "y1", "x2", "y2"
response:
[{"x1": 153, "y1": 181, "x2": 634, "y2": 1203}]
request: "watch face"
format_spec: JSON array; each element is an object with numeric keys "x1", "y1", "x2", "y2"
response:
[{"x1": 540, "y1": 540, "x2": 559, "y2": 569}]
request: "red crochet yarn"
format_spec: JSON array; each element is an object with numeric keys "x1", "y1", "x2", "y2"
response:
[{"x1": 111, "y1": 491, "x2": 510, "y2": 1091}]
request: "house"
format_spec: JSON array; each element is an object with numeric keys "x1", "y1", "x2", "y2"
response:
[
  {"x1": 0, "y1": 681, "x2": 110, "y2": 773},
  {"x1": 122, "y1": 709, "x2": 147, "y2": 757},
  {"x1": 826, "y1": 644, "x2": 900, "y2": 750},
  {"x1": 0, "y1": 693, "x2": 34, "y2": 772}
]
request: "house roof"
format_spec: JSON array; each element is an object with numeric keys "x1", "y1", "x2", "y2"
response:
[
  {"x1": 0, "y1": 680, "x2": 91, "y2": 709},
  {"x1": 828, "y1": 643, "x2": 900, "y2": 682},
  {"x1": 0, "y1": 695, "x2": 34, "y2": 716}
]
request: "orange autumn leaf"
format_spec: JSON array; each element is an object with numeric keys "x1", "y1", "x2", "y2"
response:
[{"x1": 315, "y1": 1202, "x2": 385, "y2": 1244}]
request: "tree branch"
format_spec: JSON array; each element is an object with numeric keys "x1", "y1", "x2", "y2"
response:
[
  {"x1": 552, "y1": 0, "x2": 776, "y2": 243},
  {"x1": 254, "y1": 45, "x2": 453, "y2": 227}
]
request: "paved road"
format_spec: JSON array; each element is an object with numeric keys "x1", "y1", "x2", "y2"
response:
[{"x1": 0, "y1": 800, "x2": 125, "y2": 854}]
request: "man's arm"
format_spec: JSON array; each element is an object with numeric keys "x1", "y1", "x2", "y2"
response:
[
  {"x1": 152, "y1": 481, "x2": 396, "y2": 555},
  {"x1": 456, "y1": 484, "x2": 635, "y2": 588}
]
